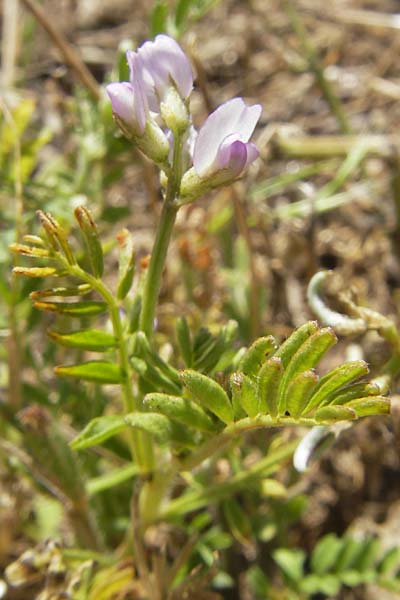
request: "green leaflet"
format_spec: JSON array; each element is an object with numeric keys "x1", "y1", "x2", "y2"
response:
[
  {"x1": 125, "y1": 412, "x2": 195, "y2": 446},
  {"x1": 135, "y1": 332, "x2": 181, "y2": 387},
  {"x1": 257, "y1": 357, "x2": 283, "y2": 418},
  {"x1": 327, "y1": 382, "x2": 381, "y2": 406},
  {"x1": 238, "y1": 335, "x2": 277, "y2": 377},
  {"x1": 55, "y1": 361, "x2": 123, "y2": 384},
  {"x1": 274, "y1": 321, "x2": 318, "y2": 368},
  {"x1": 71, "y1": 415, "x2": 126, "y2": 450},
  {"x1": 130, "y1": 357, "x2": 181, "y2": 395},
  {"x1": 310, "y1": 534, "x2": 344, "y2": 575},
  {"x1": 181, "y1": 369, "x2": 234, "y2": 424},
  {"x1": 117, "y1": 229, "x2": 136, "y2": 300},
  {"x1": 284, "y1": 370, "x2": 319, "y2": 418},
  {"x1": 33, "y1": 300, "x2": 108, "y2": 316},
  {"x1": 345, "y1": 397, "x2": 390, "y2": 417},
  {"x1": 303, "y1": 360, "x2": 369, "y2": 413},
  {"x1": 222, "y1": 498, "x2": 252, "y2": 545},
  {"x1": 74, "y1": 206, "x2": 104, "y2": 278},
  {"x1": 144, "y1": 393, "x2": 217, "y2": 433},
  {"x1": 176, "y1": 316, "x2": 193, "y2": 367},
  {"x1": 314, "y1": 405, "x2": 356, "y2": 423},
  {"x1": 48, "y1": 329, "x2": 117, "y2": 351},
  {"x1": 230, "y1": 372, "x2": 258, "y2": 418},
  {"x1": 278, "y1": 327, "x2": 337, "y2": 413}
]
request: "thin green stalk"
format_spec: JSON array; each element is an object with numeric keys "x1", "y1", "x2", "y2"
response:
[
  {"x1": 161, "y1": 439, "x2": 299, "y2": 520},
  {"x1": 58, "y1": 260, "x2": 154, "y2": 472},
  {"x1": 139, "y1": 136, "x2": 182, "y2": 338}
]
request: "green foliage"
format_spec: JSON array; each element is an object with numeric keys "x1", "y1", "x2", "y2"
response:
[
  {"x1": 263, "y1": 534, "x2": 400, "y2": 599},
  {"x1": 150, "y1": 0, "x2": 220, "y2": 38}
]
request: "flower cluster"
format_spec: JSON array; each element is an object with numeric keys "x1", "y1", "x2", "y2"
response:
[{"x1": 107, "y1": 35, "x2": 261, "y2": 201}]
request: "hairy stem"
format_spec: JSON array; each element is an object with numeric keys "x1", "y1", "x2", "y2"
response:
[{"x1": 139, "y1": 136, "x2": 182, "y2": 339}]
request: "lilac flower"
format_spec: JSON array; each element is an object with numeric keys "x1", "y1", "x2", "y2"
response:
[
  {"x1": 106, "y1": 53, "x2": 148, "y2": 136},
  {"x1": 193, "y1": 98, "x2": 262, "y2": 179},
  {"x1": 127, "y1": 34, "x2": 193, "y2": 110},
  {"x1": 180, "y1": 98, "x2": 261, "y2": 201}
]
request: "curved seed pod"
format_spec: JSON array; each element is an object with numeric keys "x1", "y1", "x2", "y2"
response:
[
  {"x1": 278, "y1": 328, "x2": 337, "y2": 414},
  {"x1": 230, "y1": 372, "x2": 258, "y2": 418},
  {"x1": 238, "y1": 335, "x2": 277, "y2": 377},
  {"x1": 303, "y1": 360, "x2": 369, "y2": 414},
  {"x1": 257, "y1": 357, "x2": 284, "y2": 418},
  {"x1": 284, "y1": 370, "x2": 319, "y2": 419},
  {"x1": 307, "y1": 271, "x2": 366, "y2": 335},
  {"x1": 274, "y1": 321, "x2": 318, "y2": 369},
  {"x1": 181, "y1": 369, "x2": 233, "y2": 424}
]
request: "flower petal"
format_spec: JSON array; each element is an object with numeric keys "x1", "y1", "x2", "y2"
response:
[
  {"x1": 134, "y1": 35, "x2": 193, "y2": 104},
  {"x1": 106, "y1": 82, "x2": 136, "y2": 126},
  {"x1": 193, "y1": 98, "x2": 262, "y2": 177}
]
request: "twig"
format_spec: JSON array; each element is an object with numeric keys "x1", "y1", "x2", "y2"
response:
[
  {"x1": 275, "y1": 132, "x2": 395, "y2": 158},
  {"x1": 20, "y1": 0, "x2": 100, "y2": 100},
  {"x1": 1, "y1": 0, "x2": 20, "y2": 87}
]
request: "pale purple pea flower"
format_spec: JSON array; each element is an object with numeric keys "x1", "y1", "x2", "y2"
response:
[
  {"x1": 193, "y1": 98, "x2": 262, "y2": 179},
  {"x1": 106, "y1": 53, "x2": 148, "y2": 135},
  {"x1": 128, "y1": 34, "x2": 193, "y2": 110}
]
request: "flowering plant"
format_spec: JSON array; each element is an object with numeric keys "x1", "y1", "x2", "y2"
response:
[{"x1": 7, "y1": 32, "x2": 394, "y2": 600}]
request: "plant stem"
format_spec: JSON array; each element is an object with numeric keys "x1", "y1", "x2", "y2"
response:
[
  {"x1": 64, "y1": 263, "x2": 154, "y2": 472},
  {"x1": 139, "y1": 136, "x2": 182, "y2": 339}
]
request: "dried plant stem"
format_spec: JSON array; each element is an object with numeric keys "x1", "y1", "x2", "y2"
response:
[
  {"x1": 1, "y1": 0, "x2": 19, "y2": 87},
  {"x1": 283, "y1": 0, "x2": 351, "y2": 134},
  {"x1": 21, "y1": 0, "x2": 100, "y2": 100},
  {"x1": 275, "y1": 133, "x2": 394, "y2": 158}
]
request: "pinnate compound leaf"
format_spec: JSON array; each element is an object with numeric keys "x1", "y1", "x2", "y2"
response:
[
  {"x1": 181, "y1": 369, "x2": 233, "y2": 424},
  {"x1": 55, "y1": 361, "x2": 123, "y2": 384},
  {"x1": 48, "y1": 329, "x2": 117, "y2": 351},
  {"x1": 71, "y1": 415, "x2": 126, "y2": 450},
  {"x1": 315, "y1": 405, "x2": 356, "y2": 423},
  {"x1": 144, "y1": 393, "x2": 217, "y2": 433}
]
